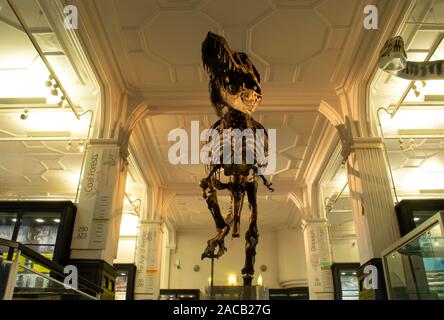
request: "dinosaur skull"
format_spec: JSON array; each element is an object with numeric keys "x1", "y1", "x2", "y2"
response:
[
  {"x1": 378, "y1": 36, "x2": 408, "y2": 74},
  {"x1": 202, "y1": 32, "x2": 262, "y2": 117}
]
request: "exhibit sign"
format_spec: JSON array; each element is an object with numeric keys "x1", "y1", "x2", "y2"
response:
[
  {"x1": 134, "y1": 222, "x2": 161, "y2": 299},
  {"x1": 305, "y1": 221, "x2": 334, "y2": 298},
  {"x1": 71, "y1": 144, "x2": 120, "y2": 250}
]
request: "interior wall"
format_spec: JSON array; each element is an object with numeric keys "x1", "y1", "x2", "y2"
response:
[
  {"x1": 330, "y1": 239, "x2": 360, "y2": 263},
  {"x1": 277, "y1": 227, "x2": 308, "y2": 287},
  {"x1": 114, "y1": 238, "x2": 136, "y2": 263},
  {"x1": 167, "y1": 230, "x2": 281, "y2": 293}
]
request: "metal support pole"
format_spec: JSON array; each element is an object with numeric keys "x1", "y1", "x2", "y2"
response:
[
  {"x1": 210, "y1": 257, "x2": 214, "y2": 300},
  {"x1": 6, "y1": 0, "x2": 80, "y2": 119}
]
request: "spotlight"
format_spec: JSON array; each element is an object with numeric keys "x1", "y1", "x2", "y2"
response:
[
  {"x1": 78, "y1": 142, "x2": 85, "y2": 153},
  {"x1": 228, "y1": 275, "x2": 237, "y2": 286},
  {"x1": 51, "y1": 88, "x2": 59, "y2": 96},
  {"x1": 45, "y1": 80, "x2": 52, "y2": 87},
  {"x1": 20, "y1": 109, "x2": 29, "y2": 120}
]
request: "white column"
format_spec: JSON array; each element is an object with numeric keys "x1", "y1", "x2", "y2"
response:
[
  {"x1": 70, "y1": 139, "x2": 127, "y2": 264},
  {"x1": 134, "y1": 220, "x2": 163, "y2": 300},
  {"x1": 302, "y1": 219, "x2": 334, "y2": 300},
  {"x1": 160, "y1": 221, "x2": 176, "y2": 289},
  {"x1": 277, "y1": 228, "x2": 308, "y2": 288},
  {"x1": 345, "y1": 138, "x2": 400, "y2": 263}
]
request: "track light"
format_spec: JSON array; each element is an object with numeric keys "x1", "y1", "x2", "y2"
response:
[
  {"x1": 51, "y1": 88, "x2": 59, "y2": 96},
  {"x1": 20, "y1": 109, "x2": 29, "y2": 120}
]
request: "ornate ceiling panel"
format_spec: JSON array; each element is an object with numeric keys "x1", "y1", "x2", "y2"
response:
[
  {"x1": 95, "y1": 0, "x2": 362, "y2": 91},
  {"x1": 0, "y1": 140, "x2": 83, "y2": 198}
]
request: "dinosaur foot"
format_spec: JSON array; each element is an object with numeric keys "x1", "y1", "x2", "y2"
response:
[{"x1": 201, "y1": 239, "x2": 227, "y2": 260}]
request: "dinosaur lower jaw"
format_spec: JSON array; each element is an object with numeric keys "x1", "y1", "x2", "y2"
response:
[
  {"x1": 378, "y1": 52, "x2": 407, "y2": 73},
  {"x1": 219, "y1": 88, "x2": 262, "y2": 115}
]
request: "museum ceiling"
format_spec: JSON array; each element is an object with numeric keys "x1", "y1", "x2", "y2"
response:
[
  {"x1": 97, "y1": 0, "x2": 365, "y2": 230},
  {"x1": 2, "y1": 0, "x2": 443, "y2": 233}
]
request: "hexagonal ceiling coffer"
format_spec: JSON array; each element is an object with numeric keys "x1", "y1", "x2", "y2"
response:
[
  {"x1": 142, "y1": 11, "x2": 218, "y2": 65},
  {"x1": 251, "y1": 10, "x2": 328, "y2": 64},
  {"x1": 201, "y1": 0, "x2": 272, "y2": 27}
]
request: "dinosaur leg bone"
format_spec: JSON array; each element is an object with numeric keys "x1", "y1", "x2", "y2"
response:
[
  {"x1": 201, "y1": 185, "x2": 230, "y2": 260},
  {"x1": 242, "y1": 180, "x2": 259, "y2": 286}
]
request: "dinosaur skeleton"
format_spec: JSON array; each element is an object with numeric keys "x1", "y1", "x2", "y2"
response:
[
  {"x1": 200, "y1": 32, "x2": 273, "y2": 286},
  {"x1": 378, "y1": 36, "x2": 444, "y2": 80}
]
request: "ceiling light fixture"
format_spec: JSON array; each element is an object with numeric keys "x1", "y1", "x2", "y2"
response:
[
  {"x1": 35, "y1": 218, "x2": 45, "y2": 223},
  {"x1": 53, "y1": 219, "x2": 60, "y2": 223}
]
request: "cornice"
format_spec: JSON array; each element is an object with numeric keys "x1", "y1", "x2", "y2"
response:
[
  {"x1": 334, "y1": 0, "x2": 414, "y2": 137},
  {"x1": 340, "y1": 0, "x2": 414, "y2": 93},
  {"x1": 302, "y1": 118, "x2": 340, "y2": 187},
  {"x1": 70, "y1": 0, "x2": 126, "y2": 92},
  {"x1": 129, "y1": 124, "x2": 162, "y2": 188},
  {"x1": 319, "y1": 141, "x2": 344, "y2": 186}
]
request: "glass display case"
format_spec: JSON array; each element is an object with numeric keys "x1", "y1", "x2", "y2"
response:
[
  {"x1": 382, "y1": 211, "x2": 444, "y2": 300},
  {"x1": 159, "y1": 289, "x2": 203, "y2": 300},
  {"x1": 0, "y1": 201, "x2": 76, "y2": 265},
  {"x1": 204, "y1": 285, "x2": 269, "y2": 300},
  {"x1": 268, "y1": 287, "x2": 309, "y2": 300},
  {"x1": 113, "y1": 264, "x2": 136, "y2": 300},
  {"x1": 331, "y1": 263, "x2": 360, "y2": 300},
  {"x1": 395, "y1": 199, "x2": 444, "y2": 236}
]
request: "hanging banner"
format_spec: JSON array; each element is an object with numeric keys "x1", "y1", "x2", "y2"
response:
[
  {"x1": 71, "y1": 144, "x2": 120, "y2": 250},
  {"x1": 134, "y1": 223, "x2": 161, "y2": 299},
  {"x1": 307, "y1": 223, "x2": 333, "y2": 293}
]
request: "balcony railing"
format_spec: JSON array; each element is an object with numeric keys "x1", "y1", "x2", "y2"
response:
[{"x1": 0, "y1": 238, "x2": 102, "y2": 300}]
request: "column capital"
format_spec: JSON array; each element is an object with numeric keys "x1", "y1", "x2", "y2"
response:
[
  {"x1": 88, "y1": 138, "x2": 120, "y2": 146},
  {"x1": 350, "y1": 137, "x2": 384, "y2": 150},
  {"x1": 342, "y1": 137, "x2": 384, "y2": 159},
  {"x1": 300, "y1": 218, "x2": 328, "y2": 232},
  {"x1": 139, "y1": 220, "x2": 163, "y2": 226}
]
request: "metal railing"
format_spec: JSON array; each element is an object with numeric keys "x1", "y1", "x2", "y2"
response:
[{"x1": 0, "y1": 238, "x2": 102, "y2": 300}]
